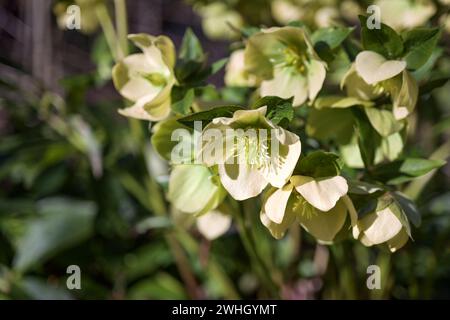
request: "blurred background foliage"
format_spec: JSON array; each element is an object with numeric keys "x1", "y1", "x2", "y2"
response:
[{"x1": 0, "y1": 0, "x2": 449, "y2": 300}]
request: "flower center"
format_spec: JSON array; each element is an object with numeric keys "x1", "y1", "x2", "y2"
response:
[
  {"x1": 293, "y1": 195, "x2": 317, "y2": 219},
  {"x1": 141, "y1": 72, "x2": 167, "y2": 87},
  {"x1": 283, "y1": 46, "x2": 307, "y2": 74},
  {"x1": 233, "y1": 129, "x2": 282, "y2": 172}
]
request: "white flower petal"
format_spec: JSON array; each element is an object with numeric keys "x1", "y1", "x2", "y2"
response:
[
  {"x1": 264, "y1": 128, "x2": 301, "y2": 188},
  {"x1": 264, "y1": 184, "x2": 294, "y2": 224},
  {"x1": 218, "y1": 162, "x2": 268, "y2": 200},
  {"x1": 292, "y1": 175, "x2": 348, "y2": 212},
  {"x1": 355, "y1": 51, "x2": 406, "y2": 85},
  {"x1": 260, "y1": 66, "x2": 308, "y2": 106},
  {"x1": 297, "y1": 199, "x2": 347, "y2": 243},
  {"x1": 358, "y1": 206, "x2": 403, "y2": 245},
  {"x1": 307, "y1": 59, "x2": 326, "y2": 101},
  {"x1": 197, "y1": 210, "x2": 232, "y2": 240},
  {"x1": 260, "y1": 202, "x2": 297, "y2": 239},
  {"x1": 392, "y1": 70, "x2": 418, "y2": 120}
]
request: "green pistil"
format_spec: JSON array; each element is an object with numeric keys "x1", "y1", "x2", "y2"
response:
[
  {"x1": 283, "y1": 47, "x2": 307, "y2": 74},
  {"x1": 293, "y1": 195, "x2": 316, "y2": 219},
  {"x1": 142, "y1": 72, "x2": 167, "y2": 87}
]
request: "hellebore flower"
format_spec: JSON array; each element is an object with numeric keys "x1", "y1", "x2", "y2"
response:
[
  {"x1": 244, "y1": 26, "x2": 326, "y2": 106},
  {"x1": 195, "y1": 3, "x2": 243, "y2": 41},
  {"x1": 112, "y1": 33, "x2": 176, "y2": 121},
  {"x1": 341, "y1": 51, "x2": 418, "y2": 120},
  {"x1": 199, "y1": 107, "x2": 301, "y2": 200},
  {"x1": 224, "y1": 49, "x2": 258, "y2": 87},
  {"x1": 271, "y1": 0, "x2": 304, "y2": 26},
  {"x1": 168, "y1": 164, "x2": 226, "y2": 216},
  {"x1": 352, "y1": 195, "x2": 410, "y2": 252},
  {"x1": 375, "y1": 0, "x2": 436, "y2": 31},
  {"x1": 260, "y1": 174, "x2": 349, "y2": 243}
]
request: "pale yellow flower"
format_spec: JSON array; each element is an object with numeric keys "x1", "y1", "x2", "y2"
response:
[
  {"x1": 200, "y1": 107, "x2": 301, "y2": 200},
  {"x1": 261, "y1": 175, "x2": 349, "y2": 243},
  {"x1": 352, "y1": 196, "x2": 410, "y2": 252},
  {"x1": 195, "y1": 3, "x2": 243, "y2": 41},
  {"x1": 342, "y1": 51, "x2": 418, "y2": 120},
  {"x1": 375, "y1": 0, "x2": 436, "y2": 31},
  {"x1": 112, "y1": 34, "x2": 176, "y2": 121},
  {"x1": 245, "y1": 26, "x2": 327, "y2": 106},
  {"x1": 224, "y1": 50, "x2": 258, "y2": 87}
]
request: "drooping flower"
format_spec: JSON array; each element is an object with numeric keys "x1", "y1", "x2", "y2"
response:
[
  {"x1": 260, "y1": 174, "x2": 349, "y2": 243},
  {"x1": 271, "y1": 0, "x2": 304, "y2": 25},
  {"x1": 199, "y1": 107, "x2": 301, "y2": 200},
  {"x1": 195, "y1": 3, "x2": 243, "y2": 41},
  {"x1": 341, "y1": 51, "x2": 418, "y2": 120},
  {"x1": 224, "y1": 50, "x2": 258, "y2": 87},
  {"x1": 112, "y1": 33, "x2": 176, "y2": 121},
  {"x1": 375, "y1": 0, "x2": 436, "y2": 31},
  {"x1": 168, "y1": 164, "x2": 226, "y2": 216},
  {"x1": 352, "y1": 195, "x2": 410, "y2": 252},
  {"x1": 244, "y1": 26, "x2": 326, "y2": 106}
]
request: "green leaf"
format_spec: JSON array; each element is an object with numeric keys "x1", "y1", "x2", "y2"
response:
[
  {"x1": 312, "y1": 27, "x2": 354, "y2": 50},
  {"x1": 306, "y1": 108, "x2": 355, "y2": 145},
  {"x1": 179, "y1": 28, "x2": 204, "y2": 61},
  {"x1": 313, "y1": 41, "x2": 334, "y2": 63},
  {"x1": 403, "y1": 27, "x2": 441, "y2": 70},
  {"x1": 393, "y1": 192, "x2": 421, "y2": 228},
  {"x1": 348, "y1": 180, "x2": 384, "y2": 195},
  {"x1": 241, "y1": 26, "x2": 260, "y2": 38},
  {"x1": 315, "y1": 96, "x2": 373, "y2": 109},
  {"x1": 364, "y1": 107, "x2": 403, "y2": 137},
  {"x1": 297, "y1": 151, "x2": 343, "y2": 178},
  {"x1": 372, "y1": 158, "x2": 446, "y2": 184},
  {"x1": 353, "y1": 108, "x2": 382, "y2": 168},
  {"x1": 13, "y1": 198, "x2": 97, "y2": 272},
  {"x1": 171, "y1": 87, "x2": 195, "y2": 115},
  {"x1": 359, "y1": 15, "x2": 403, "y2": 59},
  {"x1": 177, "y1": 105, "x2": 244, "y2": 128},
  {"x1": 210, "y1": 58, "x2": 228, "y2": 74},
  {"x1": 252, "y1": 96, "x2": 294, "y2": 126}
]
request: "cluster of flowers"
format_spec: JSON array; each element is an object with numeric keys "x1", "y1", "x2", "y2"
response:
[{"x1": 110, "y1": 22, "x2": 425, "y2": 252}]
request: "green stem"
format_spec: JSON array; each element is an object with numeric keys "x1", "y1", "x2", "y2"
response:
[
  {"x1": 233, "y1": 201, "x2": 280, "y2": 298},
  {"x1": 114, "y1": 0, "x2": 128, "y2": 59},
  {"x1": 95, "y1": 3, "x2": 119, "y2": 62}
]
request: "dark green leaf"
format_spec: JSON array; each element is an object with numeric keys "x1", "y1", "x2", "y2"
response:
[
  {"x1": 312, "y1": 27, "x2": 354, "y2": 50},
  {"x1": 297, "y1": 151, "x2": 343, "y2": 178},
  {"x1": 171, "y1": 87, "x2": 195, "y2": 115},
  {"x1": 359, "y1": 15, "x2": 403, "y2": 59},
  {"x1": 177, "y1": 105, "x2": 244, "y2": 128},
  {"x1": 179, "y1": 28, "x2": 204, "y2": 61},
  {"x1": 353, "y1": 108, "x2": 382, "y2": 168},
  {"x1": 306, "y1": 108, "x2": 355, "y2": 145},
  {"x1": 252, "y1": 96, "x2": 294, "y2": 126},
  {"x1": 372, "y1": 158, "x2": 446, "y2": 184},
  {"x1": 393, "y1": 192, "x2": 421, "y2": 227},
  {"x1": 403, "y1": 27, "x2": 441, "y2": 70}
]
